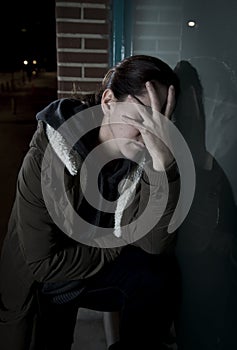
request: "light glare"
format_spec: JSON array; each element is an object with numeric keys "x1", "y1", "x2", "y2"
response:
[{"x1": 187, "y1": 20, "x2": 196, "y2": 27}]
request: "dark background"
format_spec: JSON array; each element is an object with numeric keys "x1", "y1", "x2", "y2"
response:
[
  {"x1": 0, "y1": 0, "x2": 58, "y2": 247},
  {"x1": 0, "y1": 0, "x2": 57, "y2": 72}
]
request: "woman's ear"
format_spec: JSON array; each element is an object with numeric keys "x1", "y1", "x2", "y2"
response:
[{"x1": 101, "y1": 89, "x2": 116, "y2": 115}]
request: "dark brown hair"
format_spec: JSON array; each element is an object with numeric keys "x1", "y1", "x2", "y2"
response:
[{"x1": 82, "y1": 55, "x2": 179, "y2": 106}]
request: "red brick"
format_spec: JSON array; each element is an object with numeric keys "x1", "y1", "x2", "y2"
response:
[
  {"x1": 58, "y1": 66, "x2": 82, "y2": 78},
  {"x1": 84, "y1": 38, "x2": 108, "y2": 50},
  {"x1": 57, "y1": 37, "x2": 82, "y2": 49},
  {"x1": 58, "y1": 52, "x2": 109, "y2": 64},
  {"x1": 84, "y1": 67, "x2": 107, "y2": 78},
  {"x1": 56, "y1": 7, "x2": 81, "y2": 19},
  {"x1": 84, "y1": 8, "x2": 107, "y2": 20},
  {"x1": 57, "y1": 22, "x2": 109, "y2": 35},
  {"x1": 56, "y1": 0, "x2": 110, "y2": 97}
]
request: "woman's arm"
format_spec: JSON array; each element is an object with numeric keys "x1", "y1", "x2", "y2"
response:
[{"x1": 15, "y1": 148, "x2": 106, "y2": 283}]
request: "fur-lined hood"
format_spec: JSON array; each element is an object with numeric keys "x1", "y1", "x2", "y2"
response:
[{"x1": 34, "y1": 98, "x2": 145, "y2": 239}]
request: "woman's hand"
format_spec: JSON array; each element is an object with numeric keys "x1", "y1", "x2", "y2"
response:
[{"x1": 121, "y1": 81, "x2": 176, "y2": 171}]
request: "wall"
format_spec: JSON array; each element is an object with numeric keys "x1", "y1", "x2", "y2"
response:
[
  {"x1": 55, "y1": 0, "x2": 111, "y2": 98},
  {"x1": 132, "y1": 0, "x2": 183, "y2": 68}
]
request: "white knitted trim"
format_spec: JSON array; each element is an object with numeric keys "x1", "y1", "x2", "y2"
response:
[
  {"x1": 46, "y1": 124, "x2": 81, "y2": 176},
  {"x1": 114, "y1": 158, "x2": 145, "y2": 238}
]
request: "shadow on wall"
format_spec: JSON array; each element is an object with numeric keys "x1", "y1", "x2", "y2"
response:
[{"x1": 173, "y1": 58, "x2": 237, "y2": 349}]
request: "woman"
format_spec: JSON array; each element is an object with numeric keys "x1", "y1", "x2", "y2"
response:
[{"x1": 0, "y1": 55, "x2": 180, "y2": 349}]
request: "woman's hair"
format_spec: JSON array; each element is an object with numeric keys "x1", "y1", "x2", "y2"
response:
[{"x1": 82, "y1": 55, "x2": 179, "y2": 106}]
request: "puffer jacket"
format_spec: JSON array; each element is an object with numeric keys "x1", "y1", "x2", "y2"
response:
[{"x1": 0, "y1": 98, "x2": 180, "y2": 350}]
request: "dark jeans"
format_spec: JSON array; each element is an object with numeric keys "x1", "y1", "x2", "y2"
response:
[{"x1": 38, "y1": 246, "x2": 180, "y2": 350}]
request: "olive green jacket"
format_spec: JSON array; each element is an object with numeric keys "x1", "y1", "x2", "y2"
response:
[{"x1": 0, "y1": 99, "x2": 180, "y2": 349}]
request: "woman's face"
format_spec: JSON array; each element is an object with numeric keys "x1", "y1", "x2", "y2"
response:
[{"x1": 102, "y1": 82, "x2": 168, "y2": 160}]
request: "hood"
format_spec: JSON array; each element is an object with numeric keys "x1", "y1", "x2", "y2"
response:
[
  {"x1": 30, "y1": 98, "x2": 145, "y2": 240},
  {"x1": 31, "y1": 98, "x2": 103, "y2": 175}
]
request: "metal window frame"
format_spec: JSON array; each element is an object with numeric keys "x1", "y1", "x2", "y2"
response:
[{"x1": 110, "y1": 0, "x2": 134, "y2": 66}]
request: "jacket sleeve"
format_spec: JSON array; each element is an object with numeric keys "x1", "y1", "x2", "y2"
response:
[
  {"x1": 122, "y1": 160, "x2": 180, "y2": 254},
  {"x1": 15, "y1": 148, "x2": 107, "y2": 283}
]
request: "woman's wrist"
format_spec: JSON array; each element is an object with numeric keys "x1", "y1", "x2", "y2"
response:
[{"x1": 150, "y1": 155, "x2": 175, "y2": 172}]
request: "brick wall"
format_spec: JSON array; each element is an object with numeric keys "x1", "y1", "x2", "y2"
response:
[
  {"x1": 55, "y1": 0, "x2": 183, "y2": 98},
  {"x1": 55, "y1": 0, "x2": 111, "y2": 98},
  {"x1": 132, "y1": 0, "x2": 183, "y2": 68}
]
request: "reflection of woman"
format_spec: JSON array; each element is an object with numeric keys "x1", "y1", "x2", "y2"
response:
[
  {"x1": 0, "y1": 55, "x2": 180, "y2": 350},
  {"x1": 174, "y1": 61, "x2": 237, "y2": 349}
]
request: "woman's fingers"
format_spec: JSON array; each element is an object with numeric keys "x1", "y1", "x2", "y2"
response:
[
  {"x1": 145, "y1": 81, "x2": 176, "y2": 118},
  {"x1": 145, "y1": 81, "x2": 161, "y2": 112},
  {"x1": 164, "y1": 85, "x2": 176, "y2": 119},
  {"x1": 126, "y1": 96, "x2": 150, "y2": 124},
  {"x1": 121, "y1": 115, "x2": 144, "y2": 130}
]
